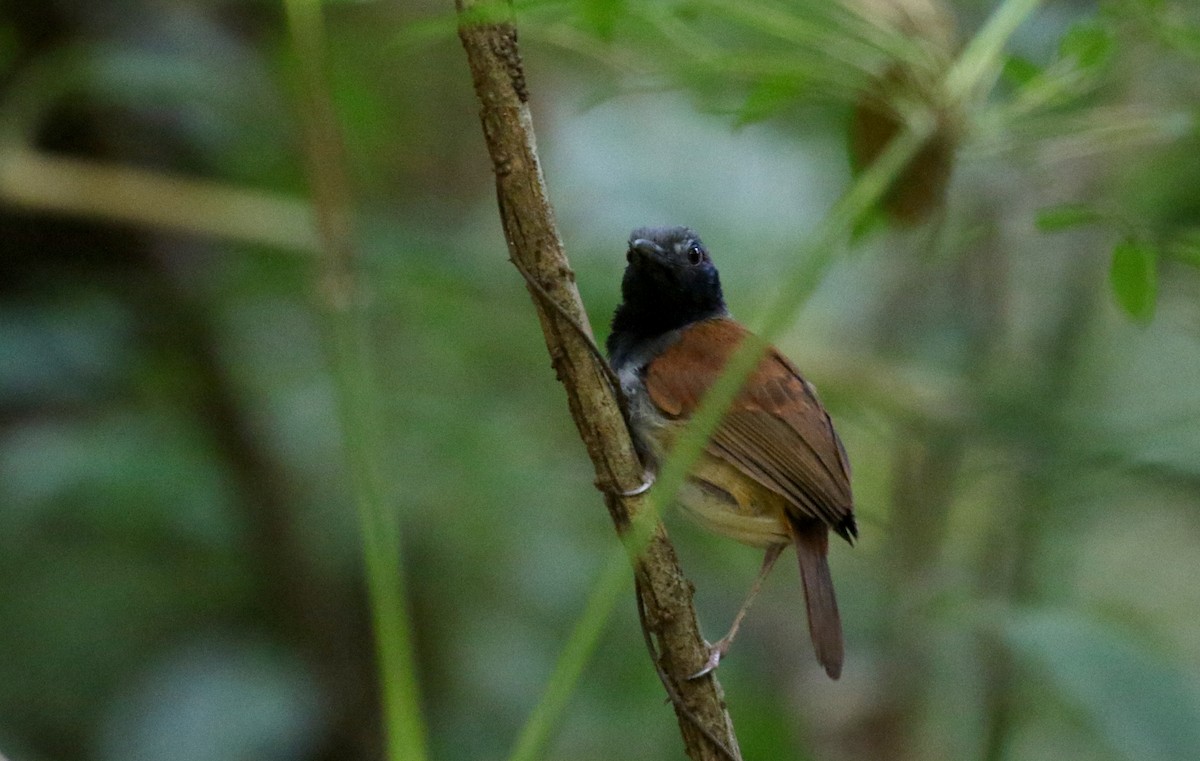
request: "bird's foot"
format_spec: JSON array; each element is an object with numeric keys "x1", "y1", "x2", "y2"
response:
[
  {"x1": 617, "y1": 471, "x2": 655, "y2": 497},
  {"x1": 688, "y1": 638, "x2": 731, "y2": 680}
]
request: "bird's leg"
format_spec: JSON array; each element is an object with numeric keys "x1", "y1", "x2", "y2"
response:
[
  {"x1": 633, "y1": 573, "x2": 739, "y2": 761},
  {"x1": 690, "y1": 543, "x2": 785, "y2": 679}
]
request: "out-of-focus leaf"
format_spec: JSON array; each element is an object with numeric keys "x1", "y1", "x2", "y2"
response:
[
  {"x1": 1035, "y1": 203, "x2": 1102, "y2": 232},
  {"x1": 1003, "y1": 610, "x2": 1200, "y2": 761},
  {"x1": 578, "y1": 0, "x2": 625, "y2": 40},
  {"x1": 850, "y1": 205, "x2": 888, "y2": 243},
  {"x1": 1110, "y1": 239, "x2": 1158, "y2": 321},
  {"x1": 734, "y1": 75, "x2": 805, "y2": 127},
  {"x1": 1002, "y1": 54, "x2": 1043, "y2": 88},
  {"x1": 1060, "y1": 20, "x2": 1116, "y2": 70}
]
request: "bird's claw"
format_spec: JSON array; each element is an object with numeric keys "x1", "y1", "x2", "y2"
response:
[
  {"x1": 687, "y1": 639, "x2": 729, "y2": 680},
  {"x1": 618, "y1": 471, "x2": 655, "y2": 497}
]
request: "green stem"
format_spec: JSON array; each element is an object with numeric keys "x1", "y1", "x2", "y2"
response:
[
  {"x1": 327, "y1": 308, "x2": 429, "y2": 761},
  {"x1": 945, "y1": 0, "x2": 1045, "y2": 104},
  {"x1": 283, "y1": 2, "x2": 428, "y2": 760}
]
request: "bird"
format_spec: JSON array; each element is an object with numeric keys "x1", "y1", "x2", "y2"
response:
[{"x1": 606, "y1": 226, "x2": 857, "y2": 680}]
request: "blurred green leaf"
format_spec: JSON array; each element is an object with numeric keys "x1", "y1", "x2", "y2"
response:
[
  {"x1": 1002, "y1": 54, "x2": 1043, "y2": 88},
  {"x1": 1110, "y1": 239, "x2": 1158, "y2": 321},
  {"x1": 1036, "y1": 203, "x2": 1103, "y2": 232},
  {"x1": 1003, "y1": 610, "x2": 1200, "y2": 761},
  {"x1": 849, "y1": 205, "x2": 887, "y2": 243},
  {"x1": 578, "y1": 0, "x2": 625, "y2": 40},
  {"x1": 1060, "y1": 20, "x2": 1116, "y2": 70},
  {"x1": 734, "y1": 75, "x2": 804, "y2": 127}
]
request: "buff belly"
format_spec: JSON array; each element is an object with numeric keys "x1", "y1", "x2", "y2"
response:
[{"x1": 677, "y1": 452, "x2": 791, "y2": 549}]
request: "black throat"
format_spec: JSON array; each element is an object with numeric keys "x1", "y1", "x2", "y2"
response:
[
  {"x1": 607, "y1": 281, "x2": 727, "y2": 370},
  {"x1": 606, "y1": 225, "x2": 728, "y2": 371}
]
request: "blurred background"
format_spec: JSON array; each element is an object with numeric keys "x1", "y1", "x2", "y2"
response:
[{"x1": 1, "y1": 0, "x2": 1199, "y2": 760}]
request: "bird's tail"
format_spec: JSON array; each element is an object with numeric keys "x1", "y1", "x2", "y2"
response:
[{"x1": 789, "y1": 519, "x2": 844, "y2": 679}]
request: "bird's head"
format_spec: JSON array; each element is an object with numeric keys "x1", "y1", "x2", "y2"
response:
[{"x1": 615, "y1": 226, "x2": 727, "y2": 337}]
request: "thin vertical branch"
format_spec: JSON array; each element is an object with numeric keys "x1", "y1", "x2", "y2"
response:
[
  {"x1": 454, "y1": 2, "x2": 743, "y2": 760},
  {"x1": 282, "y1": 2, "x2": 428, "y2": 761}
]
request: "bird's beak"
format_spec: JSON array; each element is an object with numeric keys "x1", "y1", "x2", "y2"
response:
[{"x1": 629, "y1": 238, "x2": 666, "y2": 264}]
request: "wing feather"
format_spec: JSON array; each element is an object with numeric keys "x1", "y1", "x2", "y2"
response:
[{"x1": 644, "y1": 318, "x2": 855, "y2": 539}]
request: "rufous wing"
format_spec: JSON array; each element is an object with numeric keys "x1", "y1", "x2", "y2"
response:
[{"x1": 643, "y1": 318, "x2": 855, "y2": 540}]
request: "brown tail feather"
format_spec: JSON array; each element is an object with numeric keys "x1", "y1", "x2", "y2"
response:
[{"x1": 789, "y1": 520, "x2": 844, "y2": 679}]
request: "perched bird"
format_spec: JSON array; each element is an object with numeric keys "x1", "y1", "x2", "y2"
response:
[{"x1": 607, "y1": 226, "x2": 857, "y2": 679}]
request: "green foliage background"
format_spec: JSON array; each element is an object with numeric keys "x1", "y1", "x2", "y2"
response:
[{"x1": 1, "y1": 1, "x2": 1198, "y2": 760}]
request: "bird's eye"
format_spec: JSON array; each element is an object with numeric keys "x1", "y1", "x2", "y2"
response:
[{"x1": 687, "y1": 244, "x2": 704, "y2": 265}]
